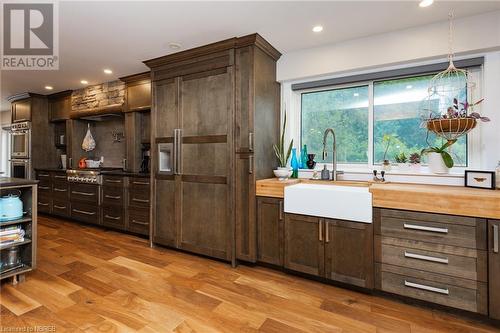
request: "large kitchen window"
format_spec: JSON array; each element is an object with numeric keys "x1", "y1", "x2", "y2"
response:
[{"x1": 300, "y1": 72, "x2": 470, "y2": 168}]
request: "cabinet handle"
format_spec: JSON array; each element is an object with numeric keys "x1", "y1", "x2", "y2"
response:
[
  {"x1": 54, "y1": 175, "x2": 66, "y2": 179},
  {"x1": 68, "y1": 158, "x2": 73, "y2": 169},
  {"x1": 248, "y1": 132, "x2": 254, "y2": 151},
  {"x1": 132, "y1": 181, "x2": 149, "y2": 185},
  {"x1": 279, "y1": 200, "x2": 283, "y2": 220},
  {"x1": 404, "y1": 280, "x2": 449, "y2": 295},
  {"x1": 494, "y1": 224, "x2": 499, "y2": 253},
  {"x1": 404, "y1": 251, "x2": 448, "y2": 264},
  {"x1": 249, "y1": 155, "x2": 253, "y2": 174},
  {"x1": 105, "y1": 179, "x2": 121, "y2": 183},
  {"x1": 132, "y1": 198, "x2": 149, "y2": 203},
  {"x1": 319, "y1": 220, "x2": 323, "y2": 241},
  {"x1": 105, "y1": 195, "x2": 121, "y2": 199},
  {"x1": 403, "y1": 223, "x2": 448, "y2": 234},
  {"x1": 325, "y1": 221, "x2": 330, "y2": 243},
  {"x1": 38, "y1": 173, "x2": 50, "y2": 177},
  {"x1": 105, "y1": 214, "x2": 121, "y2": 220},
  {"x1": 132, "y1": 219, "x2": 148, "y2": 226},
  {"x1": 54, "y1": 205, "x2": 66, "y2": 209},
  {"x1": 73, "y1": 209, "x2": 95, "y2": 215},
  {"x1": 72, "y1": 191, "x2": 95, "y2": 196},
  {"x1": 123, "y1": 158, "x2": 128, "y2": 171},
  {"x1": 39, "y1": 186, "x2": 50, "y2": 190},
  {"x1": 38, "y1": 202, "x2": 49, "y2": 206},
  {"x1": 54, "y1": 188, "x2": 67, "y2": 192}
]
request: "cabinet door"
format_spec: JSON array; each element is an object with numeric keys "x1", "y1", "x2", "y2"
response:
[
  {"x1": 12, "y1": 99, "x2": 31, "y2": 122},
  {"x1": 284, "y1": 213, "x2": 324, "y2": 276},
  {"x1": 489, "y1": 219, "x2": 500, "y2": 320},
  {"x1": 153, "y1": 178, "x2": 176, "y2": 247},
  {"x1": 235, "y1": 153, "x2": 256, "y2": 262},
  {"x1": 325, "y1": 219, "x2": 374, "y2": 288},
  {"x1": 257, "y1": 197, "x2": 283, "y2": 266},
  {"x1": 178, "y1": 67, "x2": 233, "y2": 261},
  {"x1": 49, "y1": 95, "x2": 71, "y2": 121},
  {"x1": 127, "y1": 81, "x2": 151, "y2": 112}
]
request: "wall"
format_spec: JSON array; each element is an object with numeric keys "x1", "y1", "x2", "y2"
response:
[{"x1": 278, "y1": 10, "x2": 500, "y2": 183}]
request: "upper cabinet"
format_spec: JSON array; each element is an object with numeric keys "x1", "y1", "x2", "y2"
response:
[
  {"x1": 120, "y1": 72, "x2": 151, "y2": 112},
  {"x1": 48, "y1": 90, "x2": 72, "y2": 122},
  {"x1": 11, "y1": 98, "x2": 31, "y2": 123}
]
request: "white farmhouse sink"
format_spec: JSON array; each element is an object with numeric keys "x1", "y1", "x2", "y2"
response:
[{"x1": 284, "y1": 183, "x2": 373, "y2": 223}]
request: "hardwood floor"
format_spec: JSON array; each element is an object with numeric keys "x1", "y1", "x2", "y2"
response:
[{"x1": 1, "y1": 215, "x2": 499, "y2": 333}]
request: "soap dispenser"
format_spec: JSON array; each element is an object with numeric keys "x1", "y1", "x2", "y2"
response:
[{"x1": 320, "y1": 165, "x2": 330, "y2": 180}]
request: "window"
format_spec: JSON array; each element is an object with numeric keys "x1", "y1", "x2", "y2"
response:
[{"x1": 300, "y1": 73, "x2": 469, "y2": 167}]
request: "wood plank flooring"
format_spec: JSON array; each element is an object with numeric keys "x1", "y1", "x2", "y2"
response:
[{"x1": 1, "y1": 215, "x2": 499, "y2": 332}]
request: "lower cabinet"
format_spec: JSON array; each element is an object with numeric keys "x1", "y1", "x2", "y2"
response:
[
  {"x1": 257, "y1": 197, "x2": 284, "y2": 266},
  {"x1": 283, "y1": 212, "x2": 374, "y2": 288},
  {"x1": 488, "y1": 219, "x2": 500, "y2": 320}
]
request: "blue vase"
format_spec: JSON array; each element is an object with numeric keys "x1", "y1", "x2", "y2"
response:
[
  {"x1": 300, "y1": 144, "x2": 308, "y2": 169},
  {"x1": 291, "y1": 148, "x2": 299, "y2": 178}
]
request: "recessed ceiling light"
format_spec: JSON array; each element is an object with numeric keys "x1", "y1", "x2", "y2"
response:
[
  {"x1": 312, "y1": 25, "x2": 323, "y2": 33},
  {"x1": 406, "y1": 85, "x2": 413, "y2": 89},
  {"x1": 168, "y1": 42, "x2": 182, "y2": 50},
  {"x1": 103, "y1": 69, "x2": 113, "y2": 74},
  {"x1": 353, "y1": 93, "x2": 359, "y2": 97},
  {"x1": 419, "y1": 0, "x2": 434, "y2": 8},
  {"x1": 80, "y1": 80, "x2": 88, "y2": 85},
  {"x1": 44, "y1": 85, "x2": 53, "y2": 90}
]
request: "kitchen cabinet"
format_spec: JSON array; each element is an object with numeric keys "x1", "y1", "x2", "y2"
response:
[
  {"x1": 146, "y1": 34, "x2": 281, "y2": 264},
  {"x1": 101, "y1": 175, "x2": 125, "y2": 230},
  {"x1": 11, "y1": 98, "x2": 31, "y2": 123},
  {"x1": 127, "y1": 177, "x2": 151, "y2": 235},
  {"x1": 35, "y1": 170, "x2": 69, "y2": 217},
  {"x1": 120, "y1": 72, "x2": 151, "y2": 112},
  {"x1": 48, "y1": 90, "x2": 72, "y2": 122},
  {"x1": 488, "y1": 219, "x2": 500, "y2": 320},
  {"x1": 257, "y1": 197, "x2": 283, "y2": 266},
  {"x1": 325, "y1": 219, "x2": 373, "y2": 288},
  {"x1": 284, "y1": 213, "x2": 325, "y2": 276}
]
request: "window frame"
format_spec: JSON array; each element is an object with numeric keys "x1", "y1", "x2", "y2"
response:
[{"x1": 296, "y1": 68, "x2": 482, "y2": 172}]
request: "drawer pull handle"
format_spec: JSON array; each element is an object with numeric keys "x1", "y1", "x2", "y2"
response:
[
  {"x1": 38, "y1": 174, "x2": 50, "y2": 177},
  {"x1": 73, "y1": 209, "x2": 96, "y2": 216},
  {"x1": 72, "y1": 191, "x2": 95, "y2": 196},
  {"x1": 39, "y1": 186, "x2": 50, "y2": 190},
  {"x1": 105, "y1": 195, "x2": 121, "y2": 199},
  {"x1": 319, "y1": 219, "x2": 323, "y2": 241},
  {"x1": 279, "y1": 200, "x2": 283, "y2": 220},
  {"x1": 38, "y1": 202, "x2": 49, "y2": 206},
  {"x1": 404, "y1": 280, "x2": 449, "y2": 295},
  {"x1": 132, "y1": 219, "x2": 148, "y2": 226},
  {"x1": 105, "y1": 214, "x2": 121, "y2": 220},
  {"x1": 494, "y1": 224, "x2": 499, "y2": 253},
  {"x1": 403, "y1": 223, "x2": 448, "y2": 234},
  {"x1": 404, "y1": 251, "x2": 449, "y2": 264},
  {"x1": 54, "y1": 205, "x2": 66, "y2": 209},
  {"x1": 132, "y1": 198, "x2": 149, "y2": 203},
  {"x1": 132, "y1": 181, "x2": 149, "y2": 185},
  {"x1": 54, "y1": 188, "x2": 67, "y2": 192},
  {"x1": 105, "y1": 179, "x2": 121, "y2": 183},
  {"x1": 54, "y1": 175, "x2": 66, "y2": 179}
]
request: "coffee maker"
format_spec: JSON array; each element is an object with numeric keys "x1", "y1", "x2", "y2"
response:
[{"x1": 140, "y1": 147, "x2": 150, "y2": 173}]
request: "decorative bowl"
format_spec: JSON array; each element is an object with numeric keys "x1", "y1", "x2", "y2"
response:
[{"x1": 273, "y1": 168, "x2": 291, "y2": 180}]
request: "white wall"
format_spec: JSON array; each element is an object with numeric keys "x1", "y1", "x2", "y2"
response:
[{"x1": 278, "y1": 10, "x2": 500, "y2": 182}]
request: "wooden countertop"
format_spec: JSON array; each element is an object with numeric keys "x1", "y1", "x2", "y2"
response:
[
  {"x1": 0, "y1": 177, "x2": 38, "y2": 187},
  {"x1": 256, "y1": 178, "x2": 500, "y2": 220}
]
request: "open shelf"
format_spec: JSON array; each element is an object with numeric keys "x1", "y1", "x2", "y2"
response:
[
  {"x1": 0, "y1": 238, "x2": 32, "y2": 251},
  {"x1": 0, "y1": 264, "x2": 31, "y2": 280},
  {"x1": 0, "y1": 216, "x2": 32, "y2": 227}
]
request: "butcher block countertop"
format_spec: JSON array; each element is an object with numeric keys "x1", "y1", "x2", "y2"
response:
[{"x1": 256, "y1": 178, "x2": 500, "y2": 219}]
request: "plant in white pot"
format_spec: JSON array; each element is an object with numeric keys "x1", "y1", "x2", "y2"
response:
[
  {"x1": 421, "y1": 140, "x2": 456, "y2": 174},
  {"x1": 273, "y1": 112, "x2": 293, "y2": 180}
]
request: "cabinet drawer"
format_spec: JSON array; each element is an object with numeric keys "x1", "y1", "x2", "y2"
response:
[
  {"x1": 128, "y1": 188, "x2": 150, "y2": 208},
  {"x1": 36, "y1": 172, "x2": 51, "y2": 180},
  {"x1": 52, "y1": 199, "x2": 70, "y2": 218},
  {"x1": 129, "y1": 177, "x2": 150, "y2": 187},
  {"x1": 128, "y1": 207, "x2": 150, "y2": 235},
  {"x1": 52, "y1": 173, "x2": 68, "y2": 181},
  {"x1": 37, "y1": 194, "x2": 52, "y2": 214},
  {"x1": 102, "y1": 205, "x2": 125, "y2": 230},
  {"x1": 376, "y1": 263, "x2": 487, "y2": 314},
  {"x1": 102, "y1": 186, "x2": 124, "y2": 206},
  {"x1": 70, "y1": 184, "x2": 99, "y2": 204},
  {"x1": 71, "y1": 202, "x2": 99, "y2": 225},
  {"x1": 380, "y1": 243, "x2": 485, "y2": 282},
  {"x1": 52, "y1": 181, "x2": 69, "y2": 200},
  {"x1": 377, "y1": 209, "x2": 485, "y2": 250},
  {"x1": 38, "y1": 182, "x2": 52, "y2": 194},
  {"x1": 102, "y1": 176, "x2": 124, "y2": 187}
]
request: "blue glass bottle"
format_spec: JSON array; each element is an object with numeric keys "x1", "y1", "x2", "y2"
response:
[
  {"x1": 291, "y1": 148, "x2": 299, "y2": 178},
  {"x1": 300, "y1": 144, "x2": 308, "y2": 169}
]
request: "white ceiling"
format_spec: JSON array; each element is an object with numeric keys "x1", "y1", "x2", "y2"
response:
[{"x1": 2, "y1": 0, "x2": 500, "y2": 111}]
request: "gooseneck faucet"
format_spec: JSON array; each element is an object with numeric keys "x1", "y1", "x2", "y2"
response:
[{"x1": 322, "y1": 128, "x2": 338, "y2": 181}]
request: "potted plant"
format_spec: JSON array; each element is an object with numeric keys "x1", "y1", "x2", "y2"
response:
[
  {"x1": 382, "y1": 134, "x2": 393, "y2": 171},
  {"x1": 409, "y1": 152, "x2": 421, "y2": 172},
  {"x1": 421, "y1": 140, "x2": 456, "y2": 174},
  {"x1": 272, "y1": 111, "x2": 293, "y2": 180},
  {"x1": 394, "y1": 152, "x2": 410, "y2": 171}
]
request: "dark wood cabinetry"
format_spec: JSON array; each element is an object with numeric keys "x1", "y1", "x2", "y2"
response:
[
  {"x1": 147, "y1": 34, "x2": 281, "y2": 264},
  {"x1": 120, "y1": 72, "x2": 151, "y2": 112},
  {"x1": 11, "y1": 98, "x2": 31, "y2": 123},
  {"x1": 257, "y1": 197, "x2": 283, "y2": 266},
  {"x1": 101, "y1": 175, "x2": 125, "y2": 230},
  {"x1": 488, "y1": 219, "x2": 500, "y2": 320},
  {"x1": 35, "y1": 170, "x2": 69, "y2": 217},
  {"x1": 48, "y1": 90, "x2": 72, "y2": 122}
]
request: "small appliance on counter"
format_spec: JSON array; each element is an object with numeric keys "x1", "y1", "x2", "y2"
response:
[
  {"x1": 140, "y1": 148, "x2": 150, "y2": 173},
  {"x1": 0, "y1": 190, "x2": 23, "y2": 222}
]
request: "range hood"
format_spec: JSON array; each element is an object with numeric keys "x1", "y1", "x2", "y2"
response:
[{"x1": 71, "y1": 103, "x2": 123, "y2": 121}]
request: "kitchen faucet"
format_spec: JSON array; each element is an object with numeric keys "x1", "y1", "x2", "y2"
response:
[{"x1": 322, "y1": 128, "x2": 339, "y2": 181}]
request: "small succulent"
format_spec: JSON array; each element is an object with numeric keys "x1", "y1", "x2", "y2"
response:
[
  {"x1": 394, "y1": 152, "x2": 408, "y2": 164},
  {"x1": 409, "y1": 152, "x2": 421, "y2": 164}
]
